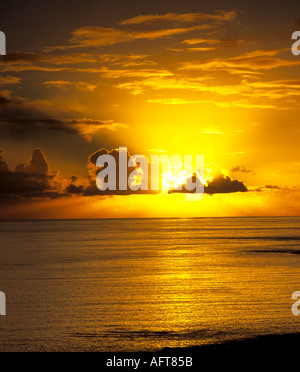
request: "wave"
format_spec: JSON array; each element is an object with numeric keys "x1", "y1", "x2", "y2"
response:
[
  {"x1": 248, "y1": 249, "x2": 300, "y2": 255},
  {"x1": 71, "y1": 329, "x2": 234, "y2": 341}
]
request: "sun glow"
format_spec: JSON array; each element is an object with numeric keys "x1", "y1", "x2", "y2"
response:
[
  {"x1": 129, "y1": 158, "x2": 207, "y2": 194},
  {"x1": 162, "y1": 166, "x2": 194, "y2": 193}
]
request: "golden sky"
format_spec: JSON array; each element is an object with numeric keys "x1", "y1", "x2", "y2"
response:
[{"x1": 1, "y1": 0, "x2": 300, "y2": 218}]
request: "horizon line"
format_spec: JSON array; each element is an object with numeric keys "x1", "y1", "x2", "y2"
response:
[{"x1": 0, "y1": 216, "x2": 299, "y2": 222}]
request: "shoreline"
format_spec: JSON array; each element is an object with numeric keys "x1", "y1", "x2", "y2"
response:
[
  {"x1": 159, "y1": 332, "x2": 300, "y2": 353},
  {"x1": 156, "y1": 333, "x2": 300, "y2": 366},
  {"x1": 1, "y1": 333, "x2": 300, "y2": 357},
  {"x1": 98, "y1": 333, "x2": 300, "y2": 367}
]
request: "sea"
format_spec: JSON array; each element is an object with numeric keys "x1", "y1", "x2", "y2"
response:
[{"x1": 0, "y1": 217, "x2": 300, "y2": 352}]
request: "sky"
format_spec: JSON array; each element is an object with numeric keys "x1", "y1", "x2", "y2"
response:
[{"x1": 1, "y1": 0, "x2": 300, "y2": 219}]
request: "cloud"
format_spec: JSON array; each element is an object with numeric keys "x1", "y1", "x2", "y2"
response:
[
  {"x1": 74, "y1": 120, "x2": 127, "y2": 141},
  {"x1": 15, "y1": 148, "x2": 50, "y2": 175},
  {"x1": 244, "y1": 80, "x2": 300, "y2": 103},
  {"x1": 168, "y1": 164, "x2": 248, "y2": 195},
  {"x1": 205, "y1": 175, "x2": 248, "y2": 194},
  {"x1": 183, "y1": 38, "x2": 221, "y2": 45},
  {"x1": 0, "y1": 149, "x2": 65, "y2": 201},
  {"x1": 264, "y1": 185, "x2": 282, "y2": 190},
  {"x1": 231, "y1": 166, "x2": 253, "y2": 174},
  {"x1": 85, "y1": 148, "x2": 158, "y2": 196},
  {"x1": 99, "y1": 67, "x2": 173, "y2": 79},
  {"x1": 179, "y1": 49, "x2": 300, "y2": 74},
  {"x1": 112, "y1": 63, "x2": 300, "y2": 109},
  {"x1": 181, "y1": 37, "x2": 246, "y2": 49},
  {"x1": 119, "y1": 11, "x2": 238, "y2": 25},
  {"x1": 0, "y1": 93, "x2": 127, "y2": 140},
  {"x1": 168, "y1": 47, "x2": 217, "y2": 53},
  {"x1": 86, "y1": 148, "x2": 205, "y2": 196},
  {"x1": 69, "y1": 25, "x2": 213, "y2": 48},
  {"x1": 0, "y1": 149, "x2": 94, "y2": 205},
  {"x1": 116, "y1": 76, "x2": 221, "y2": 96},
  {"x1": 47, "y1": 23, "x2": 213, "y2": 51},
  {"x1": 0, "y1": 148, "x2": 249, "y2": 207},
  {"x1": 1, "y1": 118, "x2": 127, "y2": 140},
  {"x1": 116, "y1": 75, "x2": 279, "y2": 109},
  {"x1": 86, "y1": 148, "x2": 248, "y2": 196},
  {"x1": 43, "y1": 80, "x2": 97, "y2": 92},
  {"x1": 38, "y1": 11, "x2": 238, "y2": 54},
  {"x1": 66, "y1": 176, "x2": 85, "y2": 195},
  {"x1": 0, "y1": 52, "x2": 99, "y2": 73},
  {"x1": 254, "y1": 184, "x2": 283, "y2": 192},
  {"x1": 148, "y1": 97, "x2": 276, "y2": 110},
  {"x1": 182, "y1": 38, "x2": 245, "y2": 46},
  {"x1": 148, "y1": 98, "x2": 207, "y2": 105},
  {"x1": 0, "y1": 52, "x2": 158, "y2": 74},
  {"x1": 0, "y1": 75, "x2": 21, "y2": 86}
]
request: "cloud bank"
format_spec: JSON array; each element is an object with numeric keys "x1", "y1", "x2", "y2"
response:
[{"x1": 0, "y1": 148, "x2": 249, "y2": 205}]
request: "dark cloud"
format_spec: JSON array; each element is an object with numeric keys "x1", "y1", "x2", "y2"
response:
[
  {"x1": 15, "y1": 149, "x2": 50, "y2": 175},
  {"x1": 265, "y1": 184, "x2": 281, "y2": 190},
  {"x1": 0, "y1": 149, "x2": 64, "y2": 201},
  {"x1": 0, "y1": 148, "x2": 88, "y2": 207},
  {"x1": 1, "y1": 52, "x2": 42, "y2": 64},
  {"x1": 0, "y1": 147, "x2": 249, "y2": 207},
  {"x1": 0, "y1": 52, "x2": 99, "y2": 72},
  {"x1": 255, "y1": 184, "x2": 282, "y2": 192},
  {"x1": 0, "y1": 148, "x2": 98, "y2": 206},
  {"x1": 231, "y1": 166, "x2": 253, "y2": 174},
  {"x1": 85, "y1": 148, "x2": 158, "y2": 196},
  {"x1": 87, "y1": 148, "x2": 248, "y2": 196},
  {"x1": 0, "y1": 93, "x2": 126, "y2": 139},
  {"x1": 0, "y1": 93, "x2": 69, "y2": 137},
  {"x1": 66, "y1": 176, "x2": 85, "y2": 194},
  {"x1": 169, "y1": 173, "x2": 248, "y2": 195},
  {"x1": 205, "y1": 175, "x2": 248, "y2": 195}
]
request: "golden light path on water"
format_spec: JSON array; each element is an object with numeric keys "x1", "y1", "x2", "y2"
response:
[{"x1": 0, "y1": 218, "x2": 300, "y2": 351}]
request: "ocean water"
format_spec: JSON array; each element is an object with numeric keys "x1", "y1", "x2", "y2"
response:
[{"x1": 0, "y1": 217, "x2": 300, "y2": 352}]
